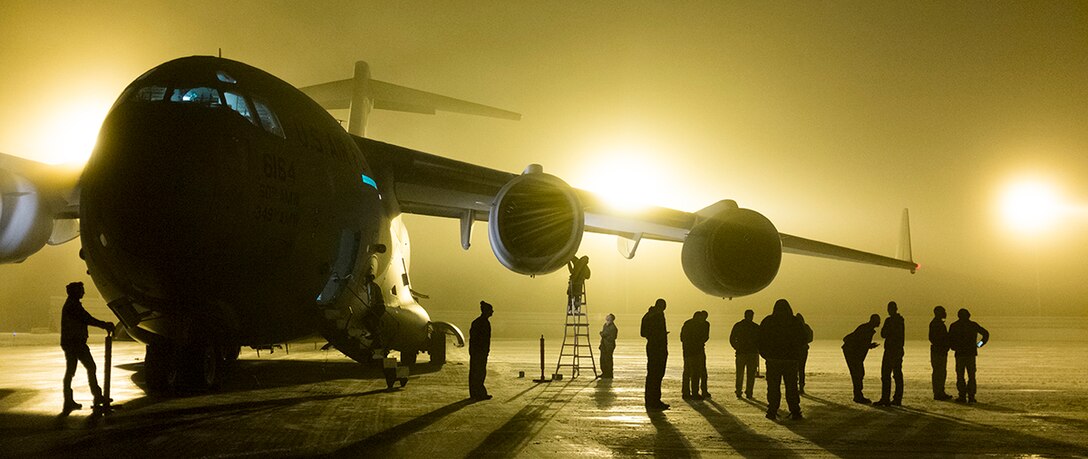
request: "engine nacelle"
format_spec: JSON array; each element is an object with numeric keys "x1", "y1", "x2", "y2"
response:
[
  {"x1": 681, "y1": 200, "x2": 782, "y2": 298},
  {"x1": 488, "y1": 170, "x2": 584, "y2": 275},
  {"x1": 0, "y1": 170, "x2": 54, "y2": 263}
]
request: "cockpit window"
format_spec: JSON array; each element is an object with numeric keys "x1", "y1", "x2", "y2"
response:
[
  {"x1": 124, "y1": 82, "x2": 286, "y2": 139},
  {"x1": 134, "y1": 86, "x2": 167, "y2": 101},
  {"x1": 253, "y1": 98, "x2": 285, "y2": 139},
  {"x1": 224, "y1": 92, "x2": 258, "y2": 126},
  {"x1": 216, "y1": 71, "x2": 237, "y2": 84},
  {"x1": 170, "y1": 87, "x2": 221, "y2": 107}
]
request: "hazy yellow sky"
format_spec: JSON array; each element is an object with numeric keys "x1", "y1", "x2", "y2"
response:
[{"x1": 1, "y1": 1, "x2": 1086, "y2": 334}]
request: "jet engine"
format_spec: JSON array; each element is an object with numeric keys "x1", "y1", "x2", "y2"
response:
[
  {"x1": 488, "y1": 168, "x2": 584, "y2": 275},
  {"x1": 680, "y1": 200, "x2": 782, "y2": 298},
  {"x1": 0, "y1": 170, "x2": 53, "y2": 263}
]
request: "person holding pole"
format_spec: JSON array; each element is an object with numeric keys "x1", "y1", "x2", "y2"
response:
[{"x1": 60, "y1": 281, "x2": 114, "y2": 415}]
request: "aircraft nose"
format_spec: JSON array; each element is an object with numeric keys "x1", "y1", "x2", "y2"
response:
[{"x1": 81, "y1": 106, "x2": 251, "y2": 299}]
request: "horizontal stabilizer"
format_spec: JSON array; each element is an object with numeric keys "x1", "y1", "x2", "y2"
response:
[
  {"x1": 299, "y1": 67, "x2": 520, "y2": 122},
  {"x1": 370, "y1": 80, "x2": 521, "y2": 121}
]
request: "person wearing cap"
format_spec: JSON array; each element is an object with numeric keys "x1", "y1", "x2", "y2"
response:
[
  {"x1": 469, "y1": 300, "x2": 494, "y2": 400},
  {"x1": 60, "y1": 281, "x2": 115, "y2": 414}
]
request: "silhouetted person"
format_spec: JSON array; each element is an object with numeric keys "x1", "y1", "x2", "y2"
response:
[
  {"x1": 60, "y1": 282, "x2": 114, "y2": 414},
  {"x1": 842, "y1": 314, "x2": 881, "y2": 404},
  {"x1": 681, "y1": 310, "x2": 710, "y2": 400},
  {"x1": 929, "y1": 305, "x2": 953, "y2": 400},
  {"x1": 599, "y1": 313, "x2": 617, "y2": 379},
  {"x1": 469, "y1": 301, "x2": 494, "y2": 400},
  {"x1": 730, "y1": 309, "x2": 760, "y2": 399},
  {"x1": 797, "y1": 313, "x2": 813, "y2": 395},
  {"x1": 875, "y1": 301, "x2": 905, "y2": 406},
  {"x1": 948, "y1": 308, "x2": 989, "y2": 403},
  {"x1": 363, "y1": 273, "x2": 386, "y2": 352},
  {"x1": 641, "y1": 298, "x2": 669, "y2": 410},
  {"x1": 567, "y1": 256, "x2": 591, "y2": 314},
  {"x1": 758, "y1": 299, "x2": 805, "y2": 420},
  {"x1": 698, "y1": 311, "x2": 711, "y2": 399}
]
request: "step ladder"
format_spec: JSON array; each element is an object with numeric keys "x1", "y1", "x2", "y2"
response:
[{"x1": 554, "y1": 282, "x2": 597, "y2": 379}]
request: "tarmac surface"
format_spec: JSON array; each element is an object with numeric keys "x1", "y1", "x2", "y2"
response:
[{"x1": 2, "y1": 334, "x2": 1087, "y2": 458}]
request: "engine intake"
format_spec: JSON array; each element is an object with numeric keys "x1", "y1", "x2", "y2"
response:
[
  {"x1": 680, "y1": 200, "x2": 782, "y2": 298},
  {"x1": 0, "y1": 170, "x2": 54, "y2": 263},
  {"x1": 488, "y1": 171, "x2": 584, "y2": 275}
]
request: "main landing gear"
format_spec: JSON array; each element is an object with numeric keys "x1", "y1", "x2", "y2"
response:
[{"x1": 144, "y1": 339, "x2": 240, "y2": 394}]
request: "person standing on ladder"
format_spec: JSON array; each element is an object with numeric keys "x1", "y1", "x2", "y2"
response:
[
  {"x1": 554, "y1": 257, "x2": 598, "y2": 379},
  {"x1": 567, "y1": 256, "x2": 590, "y2": 315}
]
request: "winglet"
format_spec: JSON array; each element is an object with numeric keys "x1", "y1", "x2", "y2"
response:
[
  {"x1": 299, "y1": 61, "x2": 521, "y2": 137},
  {"x1": 897, "y1": 208, "x2": 917, "y2": 273}
]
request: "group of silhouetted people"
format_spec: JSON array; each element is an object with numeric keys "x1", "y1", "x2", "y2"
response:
[
  {"x1": 608, "y1": 297, "x2": 992, "y2": 420},
  {"x1": 634, "y1": 298, "x2": 813, "y2": 420},
  {"x1": 844, "y1": 302, "x2": 990, "y2": 405},
  {"x1": 463, "y1": 280, "x2": 991, "y2": 413}
]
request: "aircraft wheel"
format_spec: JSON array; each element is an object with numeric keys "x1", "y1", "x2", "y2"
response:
[
  {"x1": 184, "y1": 343, "x2": 222, "y2": 390},
  {"x1": 428, "y1": 332, "x2": 446, "y2": 365},
  {"x1": 144, "y1": 342, "x2": 178, "y2": 395},
  {"x1": 401, "y1": 350, "x2": 417, "y2": 366}
]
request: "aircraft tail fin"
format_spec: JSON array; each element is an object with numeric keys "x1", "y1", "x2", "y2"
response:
[
  {"x1": 299, "y1": 61, "x2": 520, "y2": 137},
  {"x1": 897, "y1": 208, "x2": 916, "y2": 272}
]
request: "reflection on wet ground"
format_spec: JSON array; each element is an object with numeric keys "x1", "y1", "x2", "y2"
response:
[{"x1": 1, "y1": 338, "x2": 1087, "y2": 457}]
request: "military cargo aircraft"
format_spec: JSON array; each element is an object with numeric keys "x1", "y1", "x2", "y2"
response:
[{"x1": 0, "y1": 56, "x2": 916, "y2": 391}]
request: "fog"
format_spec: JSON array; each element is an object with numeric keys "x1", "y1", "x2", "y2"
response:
[{"x1": 1, "y1": 2, "x2": 1086, "y2": 339}]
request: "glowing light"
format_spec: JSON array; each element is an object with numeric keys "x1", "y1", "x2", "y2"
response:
[
  {"x1": 573, "y1": 141, "x2": 680, "y2": 212},
  {"x1": 1000, "y1": 180, "x2": 1063, "y2": 234},
  {"x1": 33, "y1": 99, "x2": 111, "y2": 165}
]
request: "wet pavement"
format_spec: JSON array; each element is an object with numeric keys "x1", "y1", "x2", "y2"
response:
[{"x1": 2, "y1": 335, "x2": 1087, "y2": 457}]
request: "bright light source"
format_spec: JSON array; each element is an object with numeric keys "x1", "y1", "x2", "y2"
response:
[
  {"x1": 572, "y1": 142, "x2": 667, "y2": 212},
  {"x1": 1000, "y1": 180, "x2": 1063, "y2": 234},
  {"x1": 33, "y1": 99, "x2": 111, "y2": 165}
]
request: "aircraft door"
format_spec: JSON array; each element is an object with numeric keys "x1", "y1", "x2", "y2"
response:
[{"x1": 317, "y1": 229, "x2": 360, "y2": 305}]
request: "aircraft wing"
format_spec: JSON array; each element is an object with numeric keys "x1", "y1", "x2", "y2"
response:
[
  {"x1": 357, "y1": 136, "x2": 916, "y2": 297},
  {"x1": 0, "y1": 152, "x2": 82, "y2": 263}
]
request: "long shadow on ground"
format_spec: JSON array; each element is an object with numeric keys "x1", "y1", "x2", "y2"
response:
[
  {"x1": 690, "y1": 399, "x2": 801, "y2": 458},
  {"x1": 783, "y1": 393, "x2": 1086, "y2": 457}
]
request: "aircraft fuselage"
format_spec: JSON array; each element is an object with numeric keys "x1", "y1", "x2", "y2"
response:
[{"x1": 80, "y1": 57, "x2": 428, "y2": 362}]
